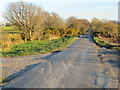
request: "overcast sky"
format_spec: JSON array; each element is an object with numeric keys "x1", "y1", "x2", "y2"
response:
[{"x1": 0, "y1": 0, "x2": 119, "y2": 23}]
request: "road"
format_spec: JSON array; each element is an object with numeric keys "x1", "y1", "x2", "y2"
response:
[{"x1": 3, "y1": 33, "x2": 118, "y2": 88}]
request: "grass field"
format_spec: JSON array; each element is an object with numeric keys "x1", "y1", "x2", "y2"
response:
[{"x1": 2, "y1": 36, "x2": 78, "y2": 57}]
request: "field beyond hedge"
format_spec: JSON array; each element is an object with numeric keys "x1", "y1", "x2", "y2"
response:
[{"x1": 2, "y1": 36, "x2": 78, "y2": 57}]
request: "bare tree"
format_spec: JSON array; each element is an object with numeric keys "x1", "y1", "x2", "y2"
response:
[
  {"x1": 46, "y1": 12, "x2": 66, "y2": 29},
  {"x1": 66, "y1": 17, "x2": 83, "y2": 30},
  {"x1": 66, "y1": 16, "x2": 90, "y2": 34},
  {"x1": 66, "y1": 16, "x2": 80, "y2": 29},
  {"x1": 4, "y1": 2, "x2": 46, "y2": 41}
]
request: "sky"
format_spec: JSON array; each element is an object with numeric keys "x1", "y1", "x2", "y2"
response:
[{"x1": 0, "y1": 0, "x2": 119, "y2": 23}]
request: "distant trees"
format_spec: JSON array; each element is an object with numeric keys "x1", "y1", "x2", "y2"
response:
[
  {"x1": 67, "y1": 16, "x2": 80, "y2": 30},
  {"x1": 4, "y1": 1, "x2": 90, "y2": 42},
  {"x1": 46, "y1": 12, "x2": 66, "y2": 29},
  {"x1": 45, "y1": 12, "x2": 66, "y2": 37},
  {"x1": 78, "y1": 19, "x2": 90, "y2": 34},
  {"x1": 4, "y1": 2, "x2": 46, "y2": 41},
  {"x1": 66, "y1": 16, "x2": 90, "y2": 35},
  {"x1": 91, "y1": 18, "x2": 119, "y2": 43}
]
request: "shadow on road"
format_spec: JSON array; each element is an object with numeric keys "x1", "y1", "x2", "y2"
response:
[
  {"x1": 87, "y1": 33, "x2": 119, "y2": 69},
  {"x1": 2, "y1": 62, "x2": 43, "y2": 84},
  {"x1": 101, "y1": 50, "x2": 119, "y2": 69},
  {"x1": 101, "y1": 50, "x2": 119, "y2": 55},
  {"x1": 2, "y1": 50, "x2": 62, "y2": 85},
  {"x1": 41, "y1": 50, "x2": 61, "y2": 60},
  {"x1": 107, "y1": 60, "x2": 120, "y2": 68}
]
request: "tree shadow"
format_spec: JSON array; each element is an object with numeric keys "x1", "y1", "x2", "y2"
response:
[
  {"x1": 100, "y1": 50, "x2": 119, "y2": 69},
  {"x1": 88, "y1": 34, "x2": 119, "y2": 69},
  {"x1": 41, "y1": 50, "x2": 62, "y2": 60},
  {"x1": 2, "y1": 88, "x2": 68, "y2": 90},
  {"x1": 2, "y1": 50, "x2": 62, "y2": 86},
  {"x1": 80, "y1": 35, "x2": 89, "y2": 39},
  {"x1": 100, "y1": 49, "x2": 119, "y2": 69},
  {"x1": 2, "y1": 87, "x2": 26, "y2": 90},
  {"x1": 107, "y1": 60, "x2": 120, "y2": 68},
  {"x1": 101, "y1": 50, "x2": 119, "y2": 55},
  {"x1": 77, "y1": 58, "x2": 98, "y2": 64},
  {"x1": 88, "y1": 35, "x2": 94, "y2": 42},
  {"x1": 2, "y1": 63, "x2": 42, "y2": 84}
]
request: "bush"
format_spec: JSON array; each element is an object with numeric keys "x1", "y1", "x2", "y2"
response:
[
  {"x1": 1, "y1": 33, "x2": 23, "y2": 51},
  {"x1": 91, "y1": 19, "x2": 119, "y2": 43},
  {"x1": 93, "y1": 36, "x2": 120, "y2": 51}
]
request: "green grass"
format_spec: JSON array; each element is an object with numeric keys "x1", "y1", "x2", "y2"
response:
[
  {"x1": 0, "y1": 26, "x2": 19, "y2": 34},
  {"x1": 2, "y1": 36, "x2": 77, "y2": 57},
  {"x1": 1, "y1": 26, "x2": 16, "y2": 30},
  {"x1": 93, "y1": 36, "x2": 120, "y2": 51},
  {"x1": 93, "y1": 37, "x2": 108, "y2": 46},
  {"x1": 112, "y1": 47, "x2": 120, "y2": 51}
]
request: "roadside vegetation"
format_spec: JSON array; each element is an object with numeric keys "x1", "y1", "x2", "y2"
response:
[
  {"x1": 2, "y1": 36, "x2": 78, "y2": 57},
  {"x1": 0, "y1": 26, "x2": 23, "y2": 51},
  {"x1": 93, "y1": 36, "x2": 120, "y2": 51},
  {"x1": 91, "y1": 18, "x2": 120, "y2": 51},
  {"x1": 0, "y1": 1, "x2": 89, "y2": 55}
]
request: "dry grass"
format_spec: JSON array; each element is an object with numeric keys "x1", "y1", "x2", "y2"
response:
[
  {"x1": 48, "y1": 34, "x2": 60, "y2": 40},
  {"x1": 0, "y1": 33, "x2": 23, "y2": 51},
  {"x1": 0, "y1": 26, "x2": 23, "y2": 51}
]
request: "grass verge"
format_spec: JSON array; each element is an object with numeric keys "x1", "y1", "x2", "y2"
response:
[
  {"x1": 92, "y1": 35, "x2": 120, "y2": 51},
  {"x1": 2, "y1": 36, "x2": 78, "y2": 57}
]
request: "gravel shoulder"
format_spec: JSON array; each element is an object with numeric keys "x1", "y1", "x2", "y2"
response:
[{"x1": 1, "y1": 53, "x2": 51, "y2": 86}]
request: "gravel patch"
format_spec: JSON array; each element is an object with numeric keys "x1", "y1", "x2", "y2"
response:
[{"x1": 1, "y1": 53, "x2": 51, "y2": 85}]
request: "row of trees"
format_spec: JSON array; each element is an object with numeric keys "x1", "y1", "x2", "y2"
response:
[
  {"x1": 4, "y1": 2, "x2": 90, "y2": 41},
  {"x1": 91, "y1": 18, "x2": 119, "y2": 43}
]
